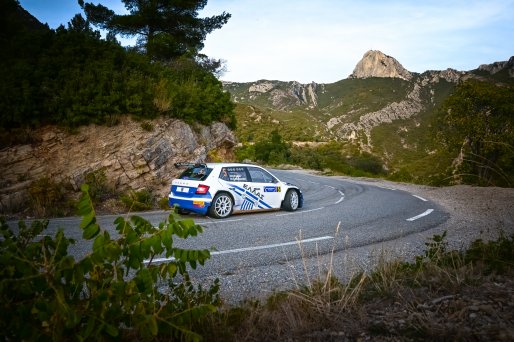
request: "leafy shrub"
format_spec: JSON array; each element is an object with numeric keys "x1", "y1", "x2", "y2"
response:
[
  {"x1": 28, "y1": 177, "x2": 70, "y2": 217},
  {"x1": 254, "y1": 130, "x2": 290, "y2": 165},
  {"x1": 234, "y1": 143, "x2": 256, "y2": 162},
  {"x1": 463, "y1": 233, "x2": 514, "y2": 274},
  {"x1": 158, "y1": 196, "x2": 170, "y2": 210},
  {"x1": 84, "y1": 168, "x2": 114, "y2": 204},
  {"x1": 290, "y1": 142, "x2": 386, "y2": 177},
  {"x1": 140, "y1": 121, "x2": 154, "y2": 132},
  {"x1": 120, "y1": 189, "x2": 154, "y2": 211},
  {"x1": 347, "y1": 152, "x2": 385, "y2": 175},
  {"x1": 0, "y1": 184, "x2": 218, "y2": 340},
  {"x1": 434, "y1": 79, "x2": 514, "y2": 187}
]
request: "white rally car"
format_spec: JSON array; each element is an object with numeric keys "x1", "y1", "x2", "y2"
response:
[{"x1": 168, "y1": 163, "x2": 303, "y2": 218}]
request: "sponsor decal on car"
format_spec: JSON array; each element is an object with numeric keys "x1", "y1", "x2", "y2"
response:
[
  {"x1": 264, "y1": 186, "x2": 281, "y2": 193},
  {"x1": 228, "y1": 183, "x2": 273, "y2": 210},
  {"x1": 193, "y1": 200, "x2": 205, "y2": 208},
  {"x1": 243, "y1": 183, "x2": 264, "y2": 200}
]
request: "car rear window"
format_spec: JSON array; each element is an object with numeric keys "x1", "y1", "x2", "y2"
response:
[{"x1": 179, "y1": 166, "x2": 212, "y2": 181}]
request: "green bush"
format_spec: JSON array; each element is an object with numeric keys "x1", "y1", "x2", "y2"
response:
[
  {"x1": 28, "y1": 177, "x2": 70, "y2": 217},
  {"x1": 158, "y1": 196, "x2": 171, "y2": 210},
  {"x1": 0, "y1": 10, "x2": 235, "y2": 131},
  {"x1": 140, "y1": 121, "x2": 154, "y2": 132},
  {"x1": 0, "y1": 184, "x2": 218, "y2": 340},
  {"x1": 84, "y1": 168, "x2": 114, "y2": 204},
  {"x1": 120, "y1": 189, "x2": 154, "y2": 211},
  {"x1": 290, "y1": 142, "x2": 386, "y2": 177},
  {"x1": 254, "y1": 130, "x2": 290, "y2": 165}
]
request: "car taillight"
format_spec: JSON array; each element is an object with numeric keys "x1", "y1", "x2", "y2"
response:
[{"x1": 195, "y1": 184, "x2": 210, "y2": 194}]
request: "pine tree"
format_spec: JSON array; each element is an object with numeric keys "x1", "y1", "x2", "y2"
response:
[{"x1": 79, "y1": 0, "x2": 230, "y2": 61}]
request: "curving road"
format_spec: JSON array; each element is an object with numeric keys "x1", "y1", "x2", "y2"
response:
[
  {"x1": 151, "y1": 169, "x2": 448, "y2": 278},
  {"x1": 10, "y1": 170, "x2": 449, "y2": 293}
]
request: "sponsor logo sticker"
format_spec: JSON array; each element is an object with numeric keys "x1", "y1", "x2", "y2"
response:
[
  {"x1": 193, "y1": 200, "x2": 205, "y2": 208},
  {"x1": 264, "y1": 186, "x2": 281, "y2": 192}
]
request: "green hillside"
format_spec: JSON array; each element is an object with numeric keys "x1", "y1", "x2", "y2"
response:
[{"x1": 226, "y1": 64, "x2": 514, "y2": 186}]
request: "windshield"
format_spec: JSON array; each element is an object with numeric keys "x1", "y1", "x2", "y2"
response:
[{"x1": 178, "y1": 166, "x2": 212, "y2": 181}]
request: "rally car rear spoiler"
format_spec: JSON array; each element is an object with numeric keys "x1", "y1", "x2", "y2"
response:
[{"x1": 174, "y1": 162, "x2": 208, "y2": 168}]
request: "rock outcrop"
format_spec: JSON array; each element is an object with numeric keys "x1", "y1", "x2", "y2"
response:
[
  {"x1": 0, "y1": 117, "x2": 236, "y2": 213},
  {"x1": 478, "y1": 56, "x2": 514, "y2": 76},
  {"x1": 349, "y1": 50, "x2": 413, "y2": 81},
  {"x1": 244, "y1": 80, "x2": 320, "y2": 110},
  {"x1": 331, "y1": 69, "x2": 467, "y2": 147}
]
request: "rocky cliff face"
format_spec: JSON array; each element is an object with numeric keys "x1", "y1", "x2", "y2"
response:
[
  {"x1": 0, "y1": 118, "x2": 236, "y2": 214},
  {"x1": 349, "y1": 50, "x2": 413, "y2": 81},
  {"x1": 478, "y1": 56, "x2": 514, "y2": 75},
  {"x1": 226, "y1": 52, "x2": 513, "y2": 147},
  {"x1": 226, "y1": 80, "x2": 321, "y2": 111}
]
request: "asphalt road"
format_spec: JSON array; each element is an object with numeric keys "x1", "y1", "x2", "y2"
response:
[{"x1": 7, "y1": 170, "x2": 449, "y2": 299}]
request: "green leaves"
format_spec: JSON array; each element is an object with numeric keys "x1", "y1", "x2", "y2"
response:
[
  {"x1": 78, "y1": 184, "x2": 100, "y2": 240},
  {"x1": 0, "y1": 184, "x2": 220, "y2": 340},
  {"x1": 437, "y1": 79, "x2": 514, "y2": 186}
]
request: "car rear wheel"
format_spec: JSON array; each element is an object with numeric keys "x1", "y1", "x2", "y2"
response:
[
  {"x1": 208, "y1": 193, "x2": 233, "y2": 219},
  {"x1": 282, "y1": 189, "x2": 299, "y2": 211}
]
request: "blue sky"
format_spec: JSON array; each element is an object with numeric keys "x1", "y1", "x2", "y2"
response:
[{"x1": 19, "y1": 0, "x2": 514, "y2": 83}]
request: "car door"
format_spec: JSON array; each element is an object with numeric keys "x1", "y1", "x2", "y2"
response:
[
  {"x1": 246, "y1": 166, "x2": 282, "y2": 209},
  {"x1": 218, "y1": 166, "x2": 249, "y2": 211}
]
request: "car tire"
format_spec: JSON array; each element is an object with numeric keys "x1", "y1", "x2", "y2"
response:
[
  {"x1": 282, "y1": 189, "x2": 299, "y2": 211},
  {"x1": 208, "y1": 192, "x2": 233, "y2": 219}
]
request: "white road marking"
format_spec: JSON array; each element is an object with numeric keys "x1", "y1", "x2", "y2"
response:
[
  {"x1": 406, "y1": 209, "x2": 434, "y2": 221},
  {"x1": 210, "y1": 236, "x2": 334, "y2": 256},
  {"x1": 146, "y1": 236, "x2": 334, "y2": 263},
  {"x1": 200, "y1": 218, "x2": 244, "y2": 225},
  {"x1": 335, "y1": 191, "x2": 345, "y2": 204},
  {"x1": 412, "y1": 195, "x2": 428, "y2": 202},
  {"x1": 276, "y1": 207, "x2": 324, "y2": 217}
]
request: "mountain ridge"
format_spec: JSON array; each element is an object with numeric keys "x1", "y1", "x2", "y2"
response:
[{"x1": 224, "y1": 51, "x2": 513, "y2": 182}]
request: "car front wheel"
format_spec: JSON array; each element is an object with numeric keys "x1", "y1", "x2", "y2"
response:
[
  {"x1": 208, "y1": 193, "x2": 233, "y2": 219},
  {"x1": 282, "y1": 189, "x2": 299, "y2": 211}
]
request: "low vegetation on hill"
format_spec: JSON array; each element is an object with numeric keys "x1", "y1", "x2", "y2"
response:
[{"x1": 229, "y1": 73, "x2": 514, "y2": 187}]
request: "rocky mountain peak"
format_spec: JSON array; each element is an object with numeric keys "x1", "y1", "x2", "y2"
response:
[{"x1": 349, "y1": 50, "x2": 413, "y2": 81}]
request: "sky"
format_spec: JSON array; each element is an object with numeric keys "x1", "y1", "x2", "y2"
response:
[{"x1": 18, "y1": 0, "x2": 514, "y2": 83}]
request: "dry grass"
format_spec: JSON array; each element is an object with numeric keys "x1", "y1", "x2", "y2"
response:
[{"x1": 195, "y1": 230, "x2": 514, "y2": 341}]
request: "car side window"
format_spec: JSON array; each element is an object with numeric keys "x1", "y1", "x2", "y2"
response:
[
  {"x1": 219, "y1": 167, "x2": 229, "y2": 181},
  {"x1": 223, "y1": 167, "x2": 248, "y2": 182},
  {"x1": 248, "y1": 167, "x2": 276, "y2": 183}
]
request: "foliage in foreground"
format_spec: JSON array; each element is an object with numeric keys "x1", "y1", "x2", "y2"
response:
[{"x1": 0, "y1": 184, "x2": 219, "y2": 341}]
